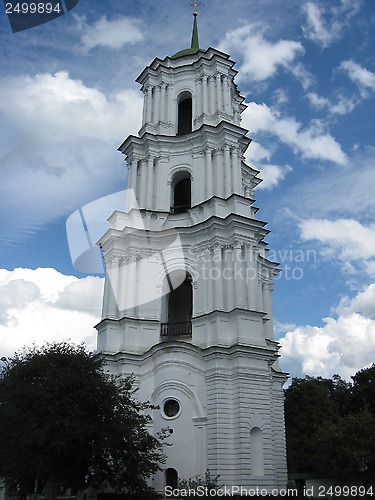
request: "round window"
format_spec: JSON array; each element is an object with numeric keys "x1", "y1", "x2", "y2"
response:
[{"x1": 162, "y1": 398, "x2": 180, "y2": 419}]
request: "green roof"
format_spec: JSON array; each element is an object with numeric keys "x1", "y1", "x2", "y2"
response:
[{"x1": 172, "y1": 13, "x2": 200, "y2": 59}]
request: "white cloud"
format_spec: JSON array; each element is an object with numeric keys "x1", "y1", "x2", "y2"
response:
[
  {"x1": 0, "y1": 71, "x2": 142, "y2": 145},
  {"x1": 302, "y1": 1, "x2": 362, "y2": 48},
  {"x1": 246, "y1": 141, "x2": 272, "y2": 162},
  {"x1": 340, "y1": 60, "x2": 375, "y2": 98},
  {"x1": 79, "y1": 16, "x2": 144, "y2": 52},
  {"x1": 218, "y1": 23, "x2": 304, "y2": 83},
  {"x1": 280, "y1": 313, "x2": 375, "y2": 380},
  {"x1": 275, "y1": 147, "x2": 375, "y2": 223},
  {"x1": 306, "y1": 91, "x2": 358, "y2": 115},
  {"x1": 242, "y1": 102, "x2": 347, "y2": 165},
  {"x1": 256, "y1": 164, "x2": 292, "y2": 190},
  {"x1": 0, "y1": 268, "x2": 103, "y2": 358},
  {"x1": 0, "y1": 72, "x2": 143, "y2": 252},
  {"x1": 336, "y1": 283, "x2": 375, "y2": 318},
  {"x1": 299, "y1": 218, "x2": 375, "y2": 262}
]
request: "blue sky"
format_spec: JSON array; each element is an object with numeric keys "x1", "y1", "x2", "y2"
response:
[{"x1": 0, "y1": 0, "x2": 374, "y2": 381}]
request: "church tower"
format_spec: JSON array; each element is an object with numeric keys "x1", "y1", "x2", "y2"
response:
[{"x1": 96, "y1": 9, "x2": 288, "y2": 493}]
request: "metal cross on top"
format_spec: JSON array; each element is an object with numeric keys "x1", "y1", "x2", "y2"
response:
[{"x1": 188, "y1": 0, "x2": 204, "y2": 15}]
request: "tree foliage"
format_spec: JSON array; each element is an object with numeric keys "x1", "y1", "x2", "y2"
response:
[
  {"x1": 315, "y1": 410, "x2": 375, "y2": 487},
  {"x1": 285, "y1": 366, "x2": 375, "y2": 484},
  {"x1": 284, "y1": 375, "x2": 348, "y2": 473},
  {"x1": 0, "y1": 342, "x2": 165, "y2": 498}
]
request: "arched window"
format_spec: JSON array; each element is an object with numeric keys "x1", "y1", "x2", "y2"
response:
[
  {"x1": 250, "y1": 427, "x2": 264, "y2": 476},
  {"x1": 173, "y1": 177, "x2": 191, "y2": 213},
  {"x1": 177, "y1": 93, "x2": 192, "y2": 135},
  {"x1": 161, "y1": 271, "x2": 193, "y2": 337},
  {"x1": 171, "y1": 171, "x2": 191, "y2": 214},
  {"x1": 165, "y1": 468, "x2": 178, "y2": 489}
]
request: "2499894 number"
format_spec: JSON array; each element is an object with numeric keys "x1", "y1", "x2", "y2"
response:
[
  {"x1": 318, "y1": 485, "x2": 374, "y2": 497},
  {"x1": 5, "y1": 3, "x2": 62, "y2": 14}
]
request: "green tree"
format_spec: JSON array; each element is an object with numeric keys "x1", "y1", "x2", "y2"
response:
[
  {"x1": 315, "y1": 409, "x2": 375, "y2": 486},
  {"x1": 284, "y1": 375, "x2": 351, "y2": 473},
  {"x1": 351, "y1": 364, "x2": 375, "y2": 413},
  {"x1": 0, "y1": 342, "x2": 165, "y2": 499}
]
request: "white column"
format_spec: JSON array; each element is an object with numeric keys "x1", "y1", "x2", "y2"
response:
[
  {"x1": 160, "y1": 83, "x2": 167, "y2": 123},
  {"x1": 134, "y1": 161, "x2": 140, "y2": 205},
  {"x1": 224, "y1": 145, "x2": 231, "y2": 197},
  {"x1": 164, "y1": 84, "x2": 170, "y2": 126},
  {"x1": 206, "y1": 148, "x2": 213, "y2": 199},
  {"x1": 223, "y1": 75, "x2": 230, "y2": 114},
  {"x1": 196, "y1": 77, "x2": 202, "y2": 118},
  {"x1": 146, "y1": 156, "x2": 154, "y2": 210},
  {"x1": 246, "y1": 245, "x2": 258, "y2": 310},
  {"x1": 223, "y1": 246, "x2": 233, "y2": 311},
  {"x1": 146, "y1": 86, "x2": 153, "y2": 124},
  {"x1": 142, "y1": 89, "x2": 147, "y2": 125},
  {"x1": 231, "y1": 147, "x2": 242, "y2": 194},
  {"x1": 117, "y1": 257, "x2": 125, "y2": 313},
  {"x1": 196, "y1": 153, "x2": 205, "y2": 204},
  {"x1": 206, "y1": 248, "x2": 214, "y2": 313},
  {"x1": 140, "y1": 159, "x2": 148, "y2": 208},
  {"x1": 107, "y1": 257, "x2": 120, "y2": 319},
  {"x1": 202, "y1": 75, "x2": 209, "y2": 115},
  {"x1": 216, "y1": 73, "x2": 223, "y2": 112},
  {"x1": 209, "y1": 75, "x2": 216, "y2": 115},
  {"x1": 263, "y1": 283, "x2": 275, "y2": 340},
  {"x1": 167, "y1": 84, "x2": 174, "y2": 125},
  {"x1": 127, "y1": 160, "x2": 138, "y2": 209},
  {"x1": 126, "y1": 161, "x2": 133, "y2": 193},
  {"x1": 102, "y1": 272, "x2": 112, "y2": 319},
  {"x1": 154, "y1": 85, "x2": 161, "y2": 124},
  {"x1": 216, "y1": 149, "x2": 224, "y2": 198},
  {"x1": 125, "y1": 256, "x2": 137, "y2": 317},
  {"x1": 233, "y1": 242, "x2": 245, "y2": 308},
  {"x1": 202, "y1": 249, "x2": 211, "y2": 313},
  {"x1": 213, "y1": 245, "x2": 224, "y2": 310}
]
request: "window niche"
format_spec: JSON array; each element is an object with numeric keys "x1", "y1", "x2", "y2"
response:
[
  {"x1": 177, "y1": 92, "x2": 193, "y2": 135},
  {"x1": 171, "y1": 171, "x2": 191, "y2": 214},
  {"x1": 250, "y1": 427, "x2": 264, "y2": 476}
]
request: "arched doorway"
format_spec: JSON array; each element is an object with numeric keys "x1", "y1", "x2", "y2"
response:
[
  {"x1": 165, "y1": 467, "x2": 178, "y2": 489},
  {"x1": 161, "y1": 272, "x2": 193, "y2": 337}
]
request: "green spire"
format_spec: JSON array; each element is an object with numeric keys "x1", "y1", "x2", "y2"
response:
[
  {"x1": 191, "y1": 12, "x2": 199, "y2": 51},
  {"x1": 171, "y1": 6, "x2": 203, "y2": 59}
]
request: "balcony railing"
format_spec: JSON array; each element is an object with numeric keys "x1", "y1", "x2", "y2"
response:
[{"x1": 161, "y1": 321, "x2": 192, "y2": 336}]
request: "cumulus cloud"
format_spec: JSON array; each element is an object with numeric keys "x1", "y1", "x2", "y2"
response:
[
  {"x1": 0, "y1": 71, "x2": 143, "y2": 253},
  {"x1": 79, "y1": 16, "x2": 144, "y2": 52},
  {"x1": 339, "y1": 60, "x2": 375, "y2": 98},
  {"x1": 280, "y1": 313, "x2": 375, "y2": 381},
  {"x1": 246, "y1": 141, "x2": 272, "y2": 163},
  {"x1": 0, "y1": 268, "x2": 103, "y2": 358},
  {"x1": 302, "y1": 0, "x2": 362, "y2": 48},
  {"x1": 218, "y1": 23, "x2": 304, "y2": 83},
  {"x1": 0, "y1": 71, "x2": 142, "y2": 145},
  {"x1": 306, "y1": 60, "x2": 375, "y2": 115},
  {"x1": 299, "y1": 218, "x2": 375, "y2": 264},
  {"x1": 256, "y1": 164, "x2": 292, "y2": 190},
  {"x1": 245, "y1": 141, "x2": 291, "y2": 190},
  {"x1": 336, "y1": 283, "x2": 375, "y2": 318},
  {"x1": 306, "y1": 91, "x2": 358, "y2": 115},
  {"x1": 242, "y1": 102, "x2": 347, "y2": 165}
]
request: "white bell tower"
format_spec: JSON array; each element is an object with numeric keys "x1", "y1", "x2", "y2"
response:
[{"x1": 96, "y1": 11, "x2": 288, "y2": 494}]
